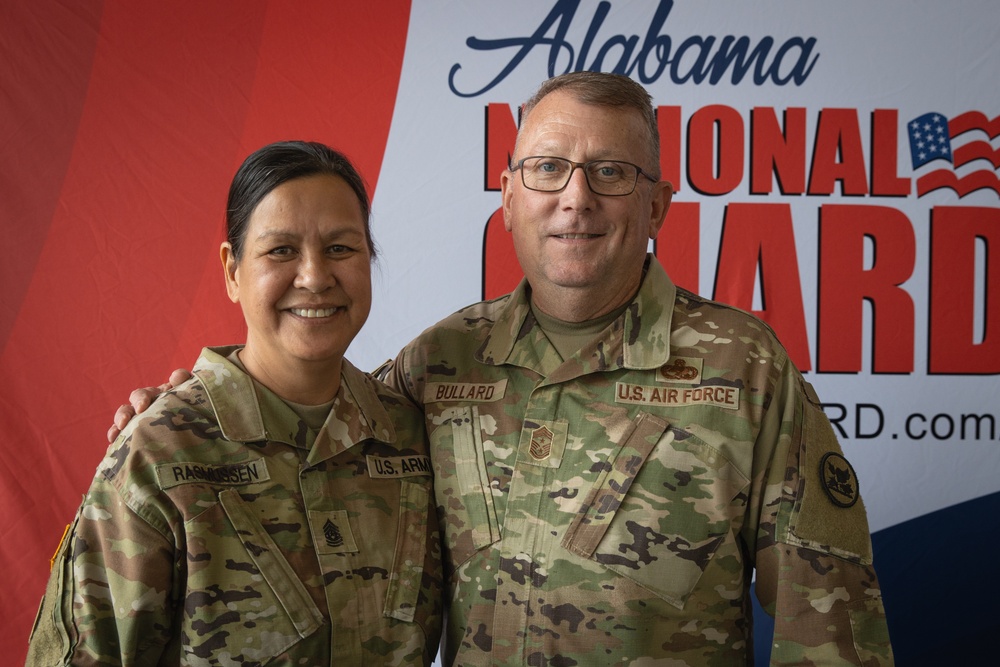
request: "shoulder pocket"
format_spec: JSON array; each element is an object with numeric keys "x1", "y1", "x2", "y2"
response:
[
  {"x1": 26, "y1": 515, "x2": 78, "y2": 665},
  {"x1": 562, "y1": 412, "x2": 749, "y2": 608},
  {"x1": 786, "y1": 394, "x2": 873, "y2": 564}
]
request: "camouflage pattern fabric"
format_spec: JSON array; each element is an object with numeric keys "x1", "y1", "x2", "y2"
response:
[
  {"x1": 384, "y1": 256, "x2": 893, "y2": 666},
  {"x1": 27, "y1": 346, "x2": 442, "y2": 666}
]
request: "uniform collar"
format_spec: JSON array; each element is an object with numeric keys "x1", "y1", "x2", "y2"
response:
[
  {"x1": 193, "y1": 346, "x2": 395, "y2": 463},
  {"x1": 476, "y1": 255, "x2": 677, "y2": 373}
]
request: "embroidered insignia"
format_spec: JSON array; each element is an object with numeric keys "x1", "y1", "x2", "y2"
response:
[
  {"x1": 367, "y1": 454, "x2": 432, "y2": 478},
  {"x1": 518, "y1": 419, "x2": 568, "y2": 468},
  {"x1": 529, "y1": 425, "x2": 554, "y2": 461},
  {"x1": 659, "y1": 358, "x2": 700, "y2": 381},
  {"x1": 819, "y1": 452, "x2": 860, "y2": 508},
  {"x1": 424, "y1": 379, "x2": 508, "y2": 403},
  {"x1": 309, "y1": 510, "x2": 358, "y2": 554},
  {"x1": 615, "y1": 382, "x2": 740, "y2": 409},
  {"x1": 323, "y1": 519, "x2": 344, "y2": 548},
  {"x1": 155, "y1": 459, "x2": 270, "y2": 489}
]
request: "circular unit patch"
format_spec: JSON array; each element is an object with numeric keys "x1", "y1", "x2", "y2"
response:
[{"x1": 818, "y1": 451, "x2": 860, "y2": 508}]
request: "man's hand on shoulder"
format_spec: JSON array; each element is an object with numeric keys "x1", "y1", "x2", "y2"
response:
[{"x1": 107, "y1": 368, "x2": 192, "y2": 441}]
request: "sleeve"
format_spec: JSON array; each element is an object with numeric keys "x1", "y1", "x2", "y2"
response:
[
  {"x1": 26, "y1": 464, "x2": 178, "y2": 666},
  {"x1": 376, "y1": 345, "x2": 423, "y2": 408},
  {"x1": 751, "y1": 362, "x2": 894, "y2": 666}
]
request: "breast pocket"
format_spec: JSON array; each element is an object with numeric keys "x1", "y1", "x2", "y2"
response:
[
  {"x1": 561, "y1": 412, "x2": 750, "y2": 608},
  {"x1": 183, "y1": 490, "x2": 323, "y2": 662},
  {"x1": 429, "y1": 405, "x2": 501, "y2": 573}
]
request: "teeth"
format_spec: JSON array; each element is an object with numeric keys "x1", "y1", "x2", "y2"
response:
[
  {"x1": 557, "y1": 233, "x2": 598, "y2": 239},
  {"x1": 291, "y1": 307, "x2": 339, "y2": 318}
]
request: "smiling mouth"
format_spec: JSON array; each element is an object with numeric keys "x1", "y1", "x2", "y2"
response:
[
  {"x1": 290, "y1": 307, "x2": 341, "y2": 318},
  {"x1": 555, "y1": 233, "x2": 600, "y2": 239}
]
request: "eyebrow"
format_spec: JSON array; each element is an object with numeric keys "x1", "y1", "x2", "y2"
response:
[
  {"x1": 253, "y1": 227, "x2": 365, "y2": 241},
  {"x1": 527, "y1": 146, "x2": 625, "y2": 161}
]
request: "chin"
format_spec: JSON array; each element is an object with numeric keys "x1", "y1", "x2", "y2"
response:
[
  {"x1": 290, "y1": 347, "x2": 346, "y2": 365},
  {"x1": 548, "y1": 269, "x2": 602, "y2": 289}
]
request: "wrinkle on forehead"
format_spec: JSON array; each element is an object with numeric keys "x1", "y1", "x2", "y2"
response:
[{"x1": 517, "y1": 92, "x2": 653, "y2": 167}]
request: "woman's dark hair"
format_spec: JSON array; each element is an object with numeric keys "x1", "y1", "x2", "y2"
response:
[{"x1": 225, "y1": 141, "x2": 376, "y2": 260}]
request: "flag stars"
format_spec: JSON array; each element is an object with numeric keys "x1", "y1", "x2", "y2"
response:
[{"x1": 908, "y1": 111, "x2": 955, "y2": 169}]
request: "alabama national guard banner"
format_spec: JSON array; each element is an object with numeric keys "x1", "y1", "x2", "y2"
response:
[{"x1": 2, "y1": 1, "x2": 999, "y2": 663}]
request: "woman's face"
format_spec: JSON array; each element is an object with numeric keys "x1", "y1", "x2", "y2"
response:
[{"x1": 221, "y1": 173, "x2": 372, "y2": 378}]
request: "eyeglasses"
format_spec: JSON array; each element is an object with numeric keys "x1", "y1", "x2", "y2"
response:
[{"x1": 509, "y1": 156, "x2": 657, "y2": 196}]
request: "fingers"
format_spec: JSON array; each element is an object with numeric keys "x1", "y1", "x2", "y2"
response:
[
  {"x1": 115, "y1": 403, "x2": 137, "y2": 428},
  {"x1": 128, "y1": 387, "x2": 159, "y2": 413},
  {"x1": 106, "y1": 369, "x2": 192, "y2": 443},
  {"x1": 107, "y1": 403, "x2": 135, "y2": 442},
  {"x1": 168, "y1": 368, "x2": 192, "y2": 387}
]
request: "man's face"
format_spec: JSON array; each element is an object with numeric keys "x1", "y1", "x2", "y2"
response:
[{"x1": 500, "y1": 89, "x2": 672, "y2": 320}]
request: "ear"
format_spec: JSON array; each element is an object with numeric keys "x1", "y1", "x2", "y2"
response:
[
  {"x1": 646, "y1": 180, "x2": 674, "y2": 239},
  {"x1": 220, "y1": 242, "x2": 240, "y2": 304},
  {"x1": 500, "y1": 168, "x2": 514, "y2": 232}
]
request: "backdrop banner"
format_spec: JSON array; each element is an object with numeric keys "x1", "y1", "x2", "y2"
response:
[{"x1": 3, "y1": 2, "x2": 998, "y2": 664}]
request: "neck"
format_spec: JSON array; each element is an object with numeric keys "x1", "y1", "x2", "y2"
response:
[{"x1": 238, "y1": 346, "x2": 342, "y2": 405}]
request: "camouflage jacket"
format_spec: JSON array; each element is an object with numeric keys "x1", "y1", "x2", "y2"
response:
[
  {"x1": 27, "y1": 346, "x2": 442, "y2": 666},
  {"x1": 384, "y1": 257, "x2": 892, "y2": 667}
]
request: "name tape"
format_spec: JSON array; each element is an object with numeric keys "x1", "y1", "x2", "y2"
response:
[
  {"x1": 156, "y1": 459, "x2": 270, "y2": 489},
  {"x1": 423, "y1": 379, "x2": 507, "y2": 403}
]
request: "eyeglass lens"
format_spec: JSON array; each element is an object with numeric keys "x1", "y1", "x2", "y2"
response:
[{"x1": 520, "y1": 157, "x2": 639, "y2": 195}]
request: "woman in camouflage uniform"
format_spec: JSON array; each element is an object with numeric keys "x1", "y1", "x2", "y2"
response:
[{"x1": 27, "y1": 141, "x2": 442, "y2": 666}]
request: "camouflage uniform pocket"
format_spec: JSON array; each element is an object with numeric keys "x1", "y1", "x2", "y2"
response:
[
  {"x1": 181, "y1": 490, "x2": 323, "y2": 662},
  {"x1": 785, "y1": 388, "x2": 873, "y2": 564},
  {"x1": 430, "y1": 406, "x2": 501, "y2": 572},
  {"x1": 384, "y1": 479, "x2": 431, "y2": 623},
  {"x1": 848, "y1": 596, "x2": 895, "y2": 665},
  {"x1": 25, "y1": 514, "x2": 78, "y2": 665},
  {"x1": 563, "y1": 415, "x2": 749, "y2": 609}
]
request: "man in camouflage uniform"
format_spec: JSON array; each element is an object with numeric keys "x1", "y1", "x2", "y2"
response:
[
  {"x1": 382, "y1": 72, "x2": 893, "y2": 665},
  {"x1": 28, "y1": 346, "x2": 442, "y2": 665}
]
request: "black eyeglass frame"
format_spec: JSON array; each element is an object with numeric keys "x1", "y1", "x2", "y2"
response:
[{"x1": 509, "y1": 156, "x2": 658, "y2": 196}]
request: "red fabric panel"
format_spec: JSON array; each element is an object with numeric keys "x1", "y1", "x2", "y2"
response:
[
  {"x1": 0, "y1": 0, "x2": 103, "y2": 348},
  {"x1": 0, "y1": 2, "x2": 411, "y2": 661}
]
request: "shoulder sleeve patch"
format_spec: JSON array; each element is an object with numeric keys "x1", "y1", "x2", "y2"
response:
[
  {"x1": 819, "y1": 452, "x2": 860, "y2": 508},
  {"x1": 787, "y1": 396, "x2": 873, "y2": 564}
]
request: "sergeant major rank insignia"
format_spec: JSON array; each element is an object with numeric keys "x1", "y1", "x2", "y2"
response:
[
  {"x1": 323, "y1": 519, "x2": 344, "y2": 548},
  {"x1": 529, "y1": 425, "x2": 554, "y2": 461},
  {"x1": 309, "y1": 510, "x2": 358, "y2": 554},
  {"x1": 518, "y1": 419, "x2": 568, "y2": 467}
]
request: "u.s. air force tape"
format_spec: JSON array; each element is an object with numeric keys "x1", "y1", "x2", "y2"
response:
[
  {"x1": 155, "y1": 459, "x2": 270, "y2": 489},
  {"x1": 367, "y1": 454, "x2": 432, "y2": 479},
  {"x1": 614, "y1": 382, "x2": 740, "y2": 409}
]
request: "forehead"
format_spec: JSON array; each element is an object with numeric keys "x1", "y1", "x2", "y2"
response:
[
  {"x1": 517, "y1": 90, "x2": 650, "y2": 162},
  {"x1": 249, "y1": 174, "x2": 364, "y2": 233}
]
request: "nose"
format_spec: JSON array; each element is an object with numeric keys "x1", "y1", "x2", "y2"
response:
[
  {"x1": 294, "y1": 251, "x2": 334, "y2": 293},
  {"x1": 559, "y1": 165, "x2": 596, "y2": 210}
]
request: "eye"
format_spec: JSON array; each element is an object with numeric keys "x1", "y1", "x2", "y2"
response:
[
  {"x1": 591, "y1": 162, "x2": 626, "y2": 180},
  {"x1": 267, "y1": 245, "x2": 295, "y2": 257},
  {"x1": 327, "y1": 244, "x2": 353, "y2": 255},
  {"x1": 529, "y1": 158, "x2": 567, "y2": 175}
]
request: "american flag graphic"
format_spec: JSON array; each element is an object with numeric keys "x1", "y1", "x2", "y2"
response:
[{"x1": 908, "y1": 111, "x2": 1000, "y2": 197}]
